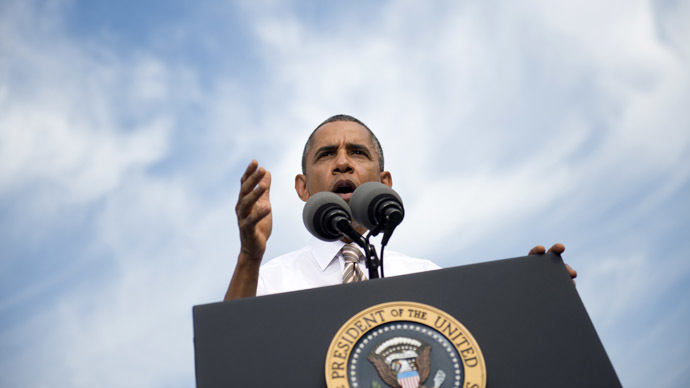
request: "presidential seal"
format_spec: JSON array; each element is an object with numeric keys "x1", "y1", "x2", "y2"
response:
[{"x1": 325, "y1": 301, "x2": 486, "y2": 388}]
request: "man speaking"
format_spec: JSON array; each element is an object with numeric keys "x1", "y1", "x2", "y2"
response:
[{"x1": 224, "y1": 114, "x2": 575, "y2": 300}]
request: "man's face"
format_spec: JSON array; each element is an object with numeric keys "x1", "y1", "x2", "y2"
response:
[{"x1": 295, "y1": 120, "x2": 392, "y2": 203}]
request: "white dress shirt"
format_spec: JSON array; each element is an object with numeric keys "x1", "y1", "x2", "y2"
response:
[{"x1": 256, "y1": 238, "x2": 440, "y2": 296}]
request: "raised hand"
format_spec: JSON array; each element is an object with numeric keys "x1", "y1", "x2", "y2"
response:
[
  {"x1": 236, "y1": 160, "x2": 272, "y2": 261},
  {"x1": 225, "y1": 160, "x2": 272, "y2": 300}
]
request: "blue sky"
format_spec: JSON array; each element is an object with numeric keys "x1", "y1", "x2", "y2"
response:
[{"x1": 1, "y1": 0, "x2": 689, "y2": 386}]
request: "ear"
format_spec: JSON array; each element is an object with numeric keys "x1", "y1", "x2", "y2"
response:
[
  {"x1": 380, "y1": 171, "x2": 393, "y2": 188},
  {"x1": 295, "y1": 174, "x2": 310, "y2": 202}
]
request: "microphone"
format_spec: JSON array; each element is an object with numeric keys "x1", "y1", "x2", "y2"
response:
[
  {"x1": 302, "y1": 192, "x2": 356, "y2": 241},
  {"x1": 302, "y1": 191, "x2": 381, "y2": 279},
  {"x1": 350, "y1": 182, "x2": 404, "y2": 245}
]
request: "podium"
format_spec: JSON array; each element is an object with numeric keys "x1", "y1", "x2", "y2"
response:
[{"x1": 193, "y1": 253, "x2": 621, "y2": 387}]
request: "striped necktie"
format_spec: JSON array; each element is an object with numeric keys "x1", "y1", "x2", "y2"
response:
[{"x1": 342, "y1": 243, "x2": 366, "y2": 283}]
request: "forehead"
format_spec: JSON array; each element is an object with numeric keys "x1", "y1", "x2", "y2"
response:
[{"x1": 308, "y1": 121, "x2": 375, "y2": 151}]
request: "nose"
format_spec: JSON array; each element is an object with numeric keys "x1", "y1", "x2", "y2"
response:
[{"x1": 333, "y1": 150, "x2": 353, "y2": 174}]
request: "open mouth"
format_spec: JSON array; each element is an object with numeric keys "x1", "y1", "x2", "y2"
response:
[{"x1": 332, "y1": 180, "x2": 357, "y2": 200}]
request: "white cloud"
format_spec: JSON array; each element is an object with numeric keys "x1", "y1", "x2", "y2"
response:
[
  {"x1": 0, "y1": 3, "x2": 175, "y2": 208},
  {"x1": 0, "y1": 2, "x2": 226, "y2": 386},
  {"x1": 247, "y1": 0, "x2": 690, "y2": 248}
]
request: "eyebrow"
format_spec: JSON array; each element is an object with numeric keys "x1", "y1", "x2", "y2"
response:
[{"x1": 312, "y1": 143, "x2": 372, "y2": 159}]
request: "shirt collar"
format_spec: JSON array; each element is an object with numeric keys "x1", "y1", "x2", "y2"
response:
[{"x1": 308, "y1": 237, "x2": 346, "y2": 272}]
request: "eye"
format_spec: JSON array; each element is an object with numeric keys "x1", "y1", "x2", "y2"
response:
[{"x1": 317, "y1": 151, "x2": 335, "y2": 159}]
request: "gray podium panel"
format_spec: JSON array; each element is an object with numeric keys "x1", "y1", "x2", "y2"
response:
[{"x1": 193, "y1": 253, "x2": 621, "y2": 387}]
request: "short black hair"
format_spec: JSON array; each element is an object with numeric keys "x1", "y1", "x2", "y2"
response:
[{"x1": 301, "y1": 114, "x2": 385, "y2": 174}]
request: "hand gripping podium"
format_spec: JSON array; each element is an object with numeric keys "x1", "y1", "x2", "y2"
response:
[{"x1": 193, "y1": 253, "x2": 621, "y2": 387}]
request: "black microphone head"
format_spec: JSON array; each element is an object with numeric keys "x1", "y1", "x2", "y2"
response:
[
  {"x1": 350, "y1": 182, "x2": 404, "y2": 231},
  {"x1": 302, "y1": 192, "x2": 353, "y2": 241}
]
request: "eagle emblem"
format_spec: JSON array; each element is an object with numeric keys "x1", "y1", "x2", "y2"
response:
[
  {"x1": 325, "y1": 302, "x2": 485, "y2": 388},
  {"x1": 368, "y1": 337, "x2": 446, "y2": 388}
]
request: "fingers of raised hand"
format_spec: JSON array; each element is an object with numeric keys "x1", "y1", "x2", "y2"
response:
[
  {"x1": 236, "y1": 182, "x2": 267, "y2": 217},
  {"x1": 236, "y1": 162, "x2": 272, "y2": 222},
  {"x1": 240, "y1": 160, "x2": 259, "y2": 183},
  {"x1": 240, "y1": 162, "x2": 267, "y2": 197},
  {"x1": 242, "y1": 202, "x2": 272, "y2": 227}
]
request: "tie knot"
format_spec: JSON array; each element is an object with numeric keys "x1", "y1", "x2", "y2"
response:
[
  {"x1": 341, "y1": 243, "x2": 366, "y2": 283},
  {"x1": 341, "y1": 243, "x2": 362, "y2": 264}
]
